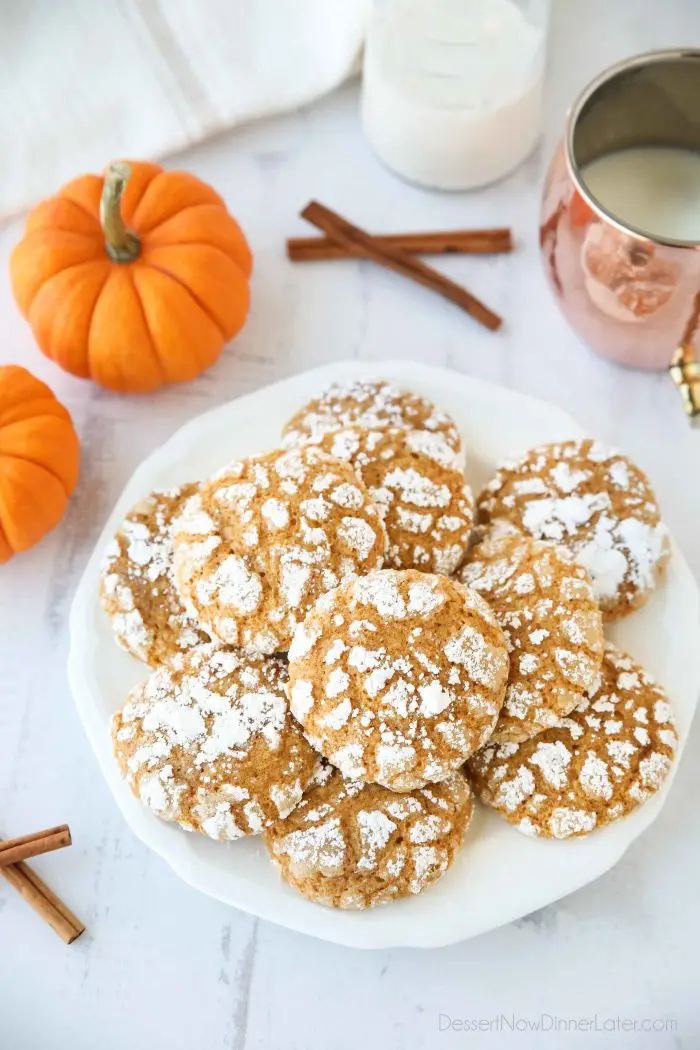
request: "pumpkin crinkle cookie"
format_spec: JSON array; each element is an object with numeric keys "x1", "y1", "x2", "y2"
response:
[
  {"x1": 309, "y1": 426, "x2": 474, "y2": 575},
  {"x1": 458, "y1": 526, "x2": 604, "y2": 742},
  {"x1": 112, "y1": 643, "x2": 319, "y2": 839},
  {"x1": 282, "y1": 378, "x2": 462, "y2": 452},
  {"x1": 264, "y1": 764, "x2": 473, "y2": 908},
  {"x1": 477, "y1": 439, "x2": 670, "y2": 621},
  {"x1": 100, "y1": 483, "x2": 209, "y2": 666},
  {"x1": 288, "y1": 569, "x2": 509, "y2": 790},
  {"x1": 172, "y1": 445, "x2": 387, "y2": 653},
  {"x1": 467, "y1": 642, "x2": 678, "y2": 838}
]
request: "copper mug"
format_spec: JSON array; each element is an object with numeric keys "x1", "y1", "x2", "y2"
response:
[{"x1": 540, "y1": 49, "x2": 700, "y2": 424}]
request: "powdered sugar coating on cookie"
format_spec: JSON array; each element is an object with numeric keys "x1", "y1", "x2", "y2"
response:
[
  {"x1": 477, "y1": 439, "x2": 670, "y2": 621},
  {"x1": 310, "y1": 427, "x2": 473, "y2": 575},
  {"x1": 459, "y1": 528, "x2": 604, "y2": 742},
  {"x1": 288, "y1": 569, "x2": 509, "y2": 790},
  {"x1": 467, "y1": 642, "x2": 677, "y2": 838},
  {"x1": 282, "y1": 378, "x2": 462, "y2": 452},
  {"x1": 112, "y1": 643, "x2": 319, "y2": 840},
  {"x1": 264, "y1": 765, "x2": 473, "y2": 909},
  {"x1": 172, "y1": 446, "x2": 387, "y2": 654},
  {"x1": 99, "y1": 484, "x2": 209, "y2": 666}
]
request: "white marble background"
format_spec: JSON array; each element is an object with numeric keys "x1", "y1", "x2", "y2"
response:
[{"x1": 1, "y1": 2, "x2": 699, "y2": 1048}]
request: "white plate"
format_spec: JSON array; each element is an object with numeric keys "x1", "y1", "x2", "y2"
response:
[{"x1": 69, "y1": 360, "x2": 700, "y2": 949}]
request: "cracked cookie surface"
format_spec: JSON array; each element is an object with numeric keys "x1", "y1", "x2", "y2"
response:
[
  {"x1": 113, "y1": 643, "x2": 319, "y2": 840},
  {"x1": 100, "y1": 484, "x2": 209, "y2": 666},
  {"x1": 310, "y1": 426, "x2": 473, "y2": 575},
  {"x1": 265, "y1": 764, "x2": 473, "y2": 909},
  {"x1": 282, "y1": 378, "x2": 462, "y2": 452},
  {"x1": 288, "y1": 569, "x2": 509, "y2": 790},
  {"x1": 459, "y1": 527, "x2": 604, "y2": 742},
  {"x1": 477, "y1": 439, "x2": 670, "y2": 621},
  {"x1": 173, "y1": 446, "x2": 387, "y2": 653},
  {"x1": 467, "y1": 643, "x2": 677, "y2": 838}
]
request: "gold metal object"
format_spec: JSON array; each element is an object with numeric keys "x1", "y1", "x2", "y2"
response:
[{"x1": 669, "y1": 345, "x2": 700, "y2": 425}]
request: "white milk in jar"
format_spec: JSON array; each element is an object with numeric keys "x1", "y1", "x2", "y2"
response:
[{"x1": 361, "y1": 0, "x2": 548, "y2": 190}]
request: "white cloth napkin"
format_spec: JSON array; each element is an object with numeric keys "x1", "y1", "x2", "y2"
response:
[{"x1": 1, "y1": 0, "x2": 370, "y2": 215}]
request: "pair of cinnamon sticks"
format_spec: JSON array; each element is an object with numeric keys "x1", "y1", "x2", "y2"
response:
[
  {"x1": 0, "y1": 824, "x2": 84, "y2": 943},
  {"x1": 287, "y1": 201, "x2": 510, "y2": 332}
]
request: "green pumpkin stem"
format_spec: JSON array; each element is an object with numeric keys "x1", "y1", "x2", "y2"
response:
[{"x1": 101, "y1": 163, "x2": 141, "y2": 262}]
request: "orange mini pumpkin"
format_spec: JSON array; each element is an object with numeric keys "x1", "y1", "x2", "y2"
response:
[
  {"x1": 0, "y1": 365, "x2": 80, "y2": 563},
  {"x1": 10, "y1": 161, "x2": 253, "y2": 393}
]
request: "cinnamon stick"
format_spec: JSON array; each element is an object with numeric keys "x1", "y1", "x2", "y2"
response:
[
  {"x1": 0, "y1": 824, "x2": 71, "y2": 868},
  {"x1": 300, "y1": 201, "x2": 502, "y2": 332},
  {"x1": 288, "y1": 227, "x2": 513, "y2": 262},
  {"x1": 1, "y1": 860, "x2": 85, "y2": 944}
]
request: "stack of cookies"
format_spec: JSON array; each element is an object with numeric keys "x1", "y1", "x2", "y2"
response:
[{"x1": 101, "y1": 378, "x2": 678, "y2": 912}]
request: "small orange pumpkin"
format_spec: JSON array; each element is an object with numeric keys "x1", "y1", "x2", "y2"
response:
[
  {"x1": 10, "y1": 161, "x2": 253, "y2": 394},
  {"x1": 0, "y1": 365, "x2": 80, "y2": 563}
]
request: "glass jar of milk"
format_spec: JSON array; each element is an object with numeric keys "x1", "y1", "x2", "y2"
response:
[{"x1": 361, "y1": 0, "x2": 550, "y2": 190}]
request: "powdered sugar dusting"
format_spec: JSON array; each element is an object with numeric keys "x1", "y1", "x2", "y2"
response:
[
  {"x1": 282, "y1": 378, "x2": 462, "y2": 453},
  {"x1": 383, "y1": 467, "x2": 451, "y2": 509},
  {"x1": 265, "y1": 768, "x2": 471, "y2": 908},
  {"x1": 288, "y1": 570, "x2": 508, "y2": 791},
  {"x1": 405, "y1": 429, "x2": 465, "y2": 470},
  {"x1": 495, "y1": 766, "x2": 535, "y2": 812},
  {"x1": 338, "y1": 517, "x2": 379, "y2": 561},
  {"x1": 211, "y1": 556, "x2": 262, "y2": 613},
  {"x1": 461, "y1": 526, "x2": 605, "y2": 743},
  {"x1": 356, "y1": 810, "x2": 397, "y2": 870},
  {"x1": 112, "y1": 644, "x2": 317, "y2": 840},
  {"x1": 468, "y1": 642, "x2": 677, "y2": 839},
  {"x1": 418, "y1": 681, "x2": 452, "y2": 716},
  {"x1": 354, "y1": 573, "x2": 407, "y2": 619},
  {"x1": 549, "y1": 808, "x2": 597, "y2": 838},
  {"x1": 172, "y1": 445, "x2": 386, "y2": 653},
  {"x1": 100, "y1": 484, "x2": 209, "y2": 666},
  {"x1": 273, "y1": 818, "x2": 347, "y2": 875},
  {"x1": 444, "y1": 624, "x2": 505, "y2": 689},
  {"x1": 479, "y1": 439, "x2": 670, "y2": 617},
  {"x1": 309, "y1": 425, "x2": 473, "y2": 575},
  {"x1": 529, "y1": 740, "x2": 571, "y2": 788}
]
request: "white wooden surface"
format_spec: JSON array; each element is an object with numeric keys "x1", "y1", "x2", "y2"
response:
[{"x1": 1, "y1": 3, "x2": 699, "y2": 1047}]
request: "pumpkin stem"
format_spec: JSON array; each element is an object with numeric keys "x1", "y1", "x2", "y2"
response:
[{"x1": 100, "y1": 162, "x2": 141, "y2": 262}]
